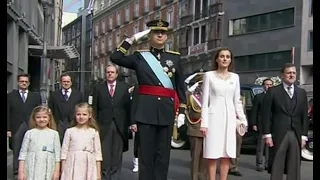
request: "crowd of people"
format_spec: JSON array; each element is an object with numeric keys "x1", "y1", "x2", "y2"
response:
[{"x1": 7, "y1": 18, "x2": 309, "y2": 180}]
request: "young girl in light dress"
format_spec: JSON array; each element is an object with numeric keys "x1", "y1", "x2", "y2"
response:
[
  {"x1": 60, "y1": 102, "x2": 103, "y2": 180},
  {"x1": 18, "y1": 106, "x2": 61, "y2": 180}
]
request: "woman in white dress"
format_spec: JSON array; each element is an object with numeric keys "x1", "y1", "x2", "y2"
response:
[{"x1": 200, "y1": 48, "x2": 247, "y2": 180}]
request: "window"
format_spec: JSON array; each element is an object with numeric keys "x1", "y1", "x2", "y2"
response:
[
  {"x1": 108, "y1": 35, "x2": 112, "y2": 51},
  {"x1": 125, "y1": 6, "x2": 130, "y2": 21},
  {"x1": 310, "y1": 0, "x2": 313, "y2": 16},
  {"x1": 230, "y1": 8, "x2": 294, "y2": 35},
  {"x1": 95, "y1": 25, "x2": 99, "y2": 37},
  {"x1": 135, "y1": 0, "x2": 139, "y2": 17},
  {"x1": 144, "y1": 16, "x2": 149, "y2": 30},
  {"x1": 309, "y1": 31, "x2": 313, "y2": 51},
  {"x1": 235, "y1": 51, "x2": 291, "y2": 72},
  {"x1": 155, "y1": 0, "x2": 161, "y2": 7},
  {"x1": 166, "y1": 41, "x2": 173, "y2": 50},
  {"x1": 134, "y1": 22, "x2": 139, "y2": 34},
  {"x1": 94, "y1": 42, "x2": 98, "y2": 56},
  {"x1": 144, "y1": 0, "x2": 149, "y2": 12},
  {"x1": 109, "y1": 16, "x2": 113, "y2": 29},
  {"x1": 117, "y1": 11, "x2": 121, "y2": 26},
  {"x1": 101, "y1": 20, "x2": 105, "y2": 33},
  {"x1": 240, "y1": 89, "x2": 253, "y2": 107},
  {"x1": 116, "y1": 31, "x2": 120, "y2": 44},
  {"x1": 193, "y1": 27, "x2": 199, "y2": 45},
  {"x1": 167, "y1": 6, "x2": 173, "y2": 28},
  {"x1": 101, "y1": 38, "x2": 105, "y2": 53},
  {"x1": 201, "y1": 25, "x2": 206, "y2": 43},
  {"x1": 154, "y1": 11, "x2": 161, "y2": 20}
]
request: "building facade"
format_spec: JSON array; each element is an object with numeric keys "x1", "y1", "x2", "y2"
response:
[
  {"x1": 222, "y1": 0, "x2": 303, "y2": 85},
  {"x1": 177, "y1": 0, "x2": 224, "y2": 75},
  {"x1": 61, "y1": 0, "x2": 93, "y2": 98},
  {"x1": 299, "y1": 0, "x2": 313, "y2": 97},
  {"x1": 7, "y1": 0, "x2": 63, "y2": 92},
  {"x1": 92, "y1": 0, "x2": 179, "y2": 85}
]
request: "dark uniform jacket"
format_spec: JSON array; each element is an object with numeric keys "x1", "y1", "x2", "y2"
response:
[{"x1": 110, "y1": 41, "x2": 187, "y2": 126}]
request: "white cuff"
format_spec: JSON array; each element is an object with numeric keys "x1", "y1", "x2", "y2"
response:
[
  {"x1": 263, "y1": 134, "x2": 272, "y2": 138},
  {"x1": 125, "y1": 38, "x2": 133, "y2": 45},
  {"x1": 302, "y1": 136, "x2": 308, "y2": 141}
]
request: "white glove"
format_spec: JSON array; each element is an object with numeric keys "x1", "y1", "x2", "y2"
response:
[
  {"x1": 133, "y1": 29, "x2": 151, "y2": 42},
  {"x1": 176, "y1": 114, "x2": 185, "y2": 128},
  {"x1": 188, "y1": 82, "x2": 200, "y2": 93}
]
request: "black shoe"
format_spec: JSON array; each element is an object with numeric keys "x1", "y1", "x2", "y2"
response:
[{"x1": 228, "y1": 170, "x2": 243, "y2": 176}]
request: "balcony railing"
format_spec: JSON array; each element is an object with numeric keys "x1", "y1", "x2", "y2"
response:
[{"x1": 188, "y1": 42, "x2": 207, "y2": 55}]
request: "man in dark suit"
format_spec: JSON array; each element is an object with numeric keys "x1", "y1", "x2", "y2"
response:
[
  {"x1": 250, "y1": 78, "x2": 273, "y2": 171},
  {"x1": 110, "y1": 19, "x2": 187, "y2": 180},
  {"x1": 48, "y1": 74, "x2": 83, "y2": 142},
  {"x1": 92, "y1": 64, "x2": 131, "y2": 180},
  {"x1": 262, "y1": 63, "x2": 309, "y2": 180},
  {"x1": 7, "y1": 74, "x2": 42, "y2": 177}
]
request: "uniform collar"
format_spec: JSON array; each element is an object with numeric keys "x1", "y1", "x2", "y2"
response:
[{"x1": 150, "y1": 46, "x2": 164, "y2": 54}]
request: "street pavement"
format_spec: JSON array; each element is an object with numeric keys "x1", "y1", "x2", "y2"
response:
[{"x1": 7, "y1": 139, "x2": 313, "y2": 180}]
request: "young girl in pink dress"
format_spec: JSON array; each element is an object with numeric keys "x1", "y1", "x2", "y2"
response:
[
  {"x1": 18, "y1": 106, "x2": 61, "y2": 180},
  {"x1": 60, "y1": 102, "x2": 102, "y2": 180}
]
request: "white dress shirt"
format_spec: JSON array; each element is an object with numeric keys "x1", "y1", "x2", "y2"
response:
[
  {"x1": 20, "y1": 89, "x2": 28, "y2": 99},
  {"x1": 107, "y1": 81, "x2": 117, "y2": 92},
  {"x1": 62, "y1": 88, "x2": 72, "y2": 97}
]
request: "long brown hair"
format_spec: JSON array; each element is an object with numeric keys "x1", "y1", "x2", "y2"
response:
[
  {"x1": 71, "y1": 102, "x2": 99, "y2": 132},
  {"x1": 212, "y1": 47, "x2": 235, "y2": 72},
  {"x1": 29, "y1": 106, "x2": 57, "y2": 130}
]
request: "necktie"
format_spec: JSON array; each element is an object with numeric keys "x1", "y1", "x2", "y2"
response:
[
  {"x1": 287, "y1": 86, "x2": 293, "y2": 98},
  {"x1": 21, "y1": 91, "x2": 26, "y2": 102},
  {"x1": 64, "y1": 90, "x2": 69, "y2": 100},
  {"x1": 109, "y1": 84, "x2": 114, "y2": 97}
]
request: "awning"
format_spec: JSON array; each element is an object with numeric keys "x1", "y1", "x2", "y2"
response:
[{"x1": 28, "y1": 45, "x2": 80, "y2": 59}]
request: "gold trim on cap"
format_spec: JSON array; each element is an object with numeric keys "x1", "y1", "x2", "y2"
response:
[{"x1": 150, "y1": 27, "x2": 168, "y2": 31}]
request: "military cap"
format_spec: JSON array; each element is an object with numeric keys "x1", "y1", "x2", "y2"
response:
[
  {"x1": 146, "y1": 19, "x2": 171, "y2": 31},
  {"x1": 185, "y1": 69, "x2": 205, "y2": 84}
]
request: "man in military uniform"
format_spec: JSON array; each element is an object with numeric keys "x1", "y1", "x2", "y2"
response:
[
  {"x1": 110, "y1": 19, "x2": 187, "y2": 180},
  {"x1": 185, "y1": 70, "x2": 208, "y2": 180}
]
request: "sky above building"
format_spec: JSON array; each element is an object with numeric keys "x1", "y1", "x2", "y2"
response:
[{"x1": 63, "y1": 0, "x2": 84, "y2": 13}]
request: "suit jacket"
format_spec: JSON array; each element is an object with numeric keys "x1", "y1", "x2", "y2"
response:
[
  {"x1": 7, "y1": 90, "x2": 41, "y2": 134},
  {"x1": 261, "y1": 84, "x2": 309, "y2": 173},
  {"x1": 92, "y1": 81, "x2": 131, "y2": 152},
  {"x1": 250, "y1": 92, "x2": 265, "y2": 131},
  {"x1": 110, "y1": 41, "x2": 187, "y2": 126},
  {"x1": 48, "y1": 88, "x2": 83, "y2": 124}
]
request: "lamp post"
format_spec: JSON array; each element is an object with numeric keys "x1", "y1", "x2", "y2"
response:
[{"x1": 40, "y1": 0, "x2": 53, "y2": 105}]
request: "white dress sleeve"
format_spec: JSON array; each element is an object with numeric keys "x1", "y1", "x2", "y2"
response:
[
  {"x1": 233, "y1": 74, "x2": 247, "y2": 126},
  {"x1": 200, "y1": 72, "x2": 210, "y2": 128},
  {"x1": 18, "y1": 130, "x2": 31, "y2": 160}
]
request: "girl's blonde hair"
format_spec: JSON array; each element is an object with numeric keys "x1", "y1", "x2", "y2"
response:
[
  {"x1": 71, "y1": 102, "x2": 99, "y2": 131},
  {"x1": 29, "y1": 106, "x2": 57, "y2": 130}
]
